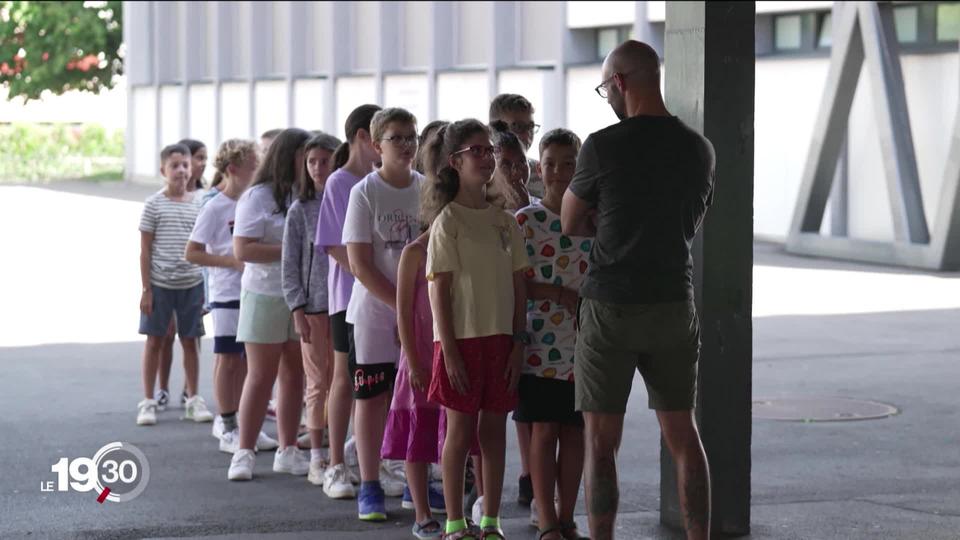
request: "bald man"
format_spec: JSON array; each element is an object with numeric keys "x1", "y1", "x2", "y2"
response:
[{"x1": 561, "y1": 40, "x2": 716, "y2": 540}]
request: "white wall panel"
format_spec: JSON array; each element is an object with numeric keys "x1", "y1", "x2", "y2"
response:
[
  {"x1": 220, "y1": 82, "x2": 251, "y2": 141},
  {"x1": 498, "y1": 69, "x2": 546, "y2": 157},
  {"x1": 457, "y1": 2, "x2": 491, "y2": 66},
  {"x1": 567, "y1": 1, "x2": 635, "y2": 28},
  {"x1": 309, "y1": 2, "x2": 333, "y2": 73},
  {"x1": 336, "y1": 76, "x2": 378, "y2": 140},
  {"x1": 255, "y1": 81, "x2": 289, "y2": 137},
  {"x1": 437, "y1": 71, "x2": 489, "y2": 122},
  {"x1": 160, "y1": 85, "x2": 183, "y2": 145},
  {"x1": 294, "y1": 78, "x2": 330, "y2": 132},
  {"x1": 188, "y1": 84, "x2": 217, "y2": 153},
  {"x1": 402, "y1": 2, "x2": 432, "y2": 68},
  {"x1": 384, "y1": 74, "x2": 430, "y2": 126},
  {"x1": 519, "y1": 2, "x2": 560, "y2": 63},
  {"x1": 353, "y1": 2, "x2": 379, "y2": 70},
  {"x1": 565, "y1": 65, "x2": 618, "y2": 144},
  {"x1": 133, "y1": 87, "x2": 158, "y2": 177}
]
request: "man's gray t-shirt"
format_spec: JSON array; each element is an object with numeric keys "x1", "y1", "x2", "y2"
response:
[{"x1": 568, "y1": 115, "x2": 715, "y2": 305}]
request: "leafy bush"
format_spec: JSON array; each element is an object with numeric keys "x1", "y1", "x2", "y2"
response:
[{"x1": 0, "y1": 122, "x2": 124, "y2": 182}]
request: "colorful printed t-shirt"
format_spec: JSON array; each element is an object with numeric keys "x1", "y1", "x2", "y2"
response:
[
  {"x1": 426, "y1": 202, "x2": 530, "y2": 340},
  {"x1": 516, "y1": 203, "x2": 592, "y2": 381}
]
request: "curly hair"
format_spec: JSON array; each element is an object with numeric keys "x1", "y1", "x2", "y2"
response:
[{"x1": 210, "y1": 139, "x2": 258, "y2": 189}]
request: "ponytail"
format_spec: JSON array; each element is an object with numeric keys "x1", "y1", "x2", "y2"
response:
[
  {"x1": 211, "y1": 170, "x2": 225, "y2": 188},
  {"x1": 419, "y1": 119, "x2": 489, "y2": 225},
  {"x1": 332, "y1": 142, "x2": 350, "y2": 171}
]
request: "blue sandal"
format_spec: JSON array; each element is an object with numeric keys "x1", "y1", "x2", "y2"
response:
[{"x1": 413, "y1": 518, "x2": 443, "y2": 539}]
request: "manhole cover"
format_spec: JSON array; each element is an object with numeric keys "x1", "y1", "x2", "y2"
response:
[{"x1": 752, "y1": 397, "x2": 898, "y2": 422}]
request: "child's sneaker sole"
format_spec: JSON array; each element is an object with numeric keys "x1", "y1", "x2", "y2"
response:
[{"x1": 358, "y1": 511, "x2": 387, "y2": 522}]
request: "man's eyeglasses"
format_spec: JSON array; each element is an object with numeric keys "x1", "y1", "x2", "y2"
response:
[
  {"x1": 451, "y1": 145, "x2": 497, "y2": 159},
  {"x1": 510, "y1": 121, "x2": 541, "y2": 135},
  {"x1": 595, "y1": 70, "x2": 634, "y2": 98},
  {"x1": 381, "y1": 135, "x2": 418, "y2": 147}
]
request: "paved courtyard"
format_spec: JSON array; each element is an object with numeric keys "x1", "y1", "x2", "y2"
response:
[{"x1": 1, "y1": 182, "x2": 958, "y2": 539}]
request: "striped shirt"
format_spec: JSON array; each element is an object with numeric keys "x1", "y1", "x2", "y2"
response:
[{"x1": 139, "y1": 191, "x2": 204, "y2": 289}]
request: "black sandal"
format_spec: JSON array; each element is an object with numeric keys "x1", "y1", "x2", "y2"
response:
[
  {"x1": 560, "y1": 521, "x2": 589, "y2": 540},
  {"x1": 539, "y1": 526, "x2": 564, "y2": 540}
]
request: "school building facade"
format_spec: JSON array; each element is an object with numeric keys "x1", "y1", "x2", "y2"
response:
[{"x1": 123, "y1": 1, "x2": 960, "y2": 243}]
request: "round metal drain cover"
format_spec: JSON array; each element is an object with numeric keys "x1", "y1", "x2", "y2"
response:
[{"x1": 752, "y1": 397, "x2": 898, "y2": 422}]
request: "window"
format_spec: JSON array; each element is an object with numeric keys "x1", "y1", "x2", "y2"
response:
[
  {"x1": 597, "y1": 27, "x2": 631, "y2": 60},
  {"x1": 817, "y1": 13, "x2": 832, "y2": 48},
  {"x1": 937, "y1": 2, "x2": 960, "y2": 41},
  {"x1": 894, "y1": 6, "x2": 919, "y2": 43},
  {"x1": 775, "y1": 15, "x2": 803, "y2": 50}
]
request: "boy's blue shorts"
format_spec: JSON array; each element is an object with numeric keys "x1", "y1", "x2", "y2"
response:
[{"x1": 139, "y1": 283, "x2": 206, "y2": 338}]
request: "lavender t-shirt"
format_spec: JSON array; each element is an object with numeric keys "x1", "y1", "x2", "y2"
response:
[{"x1": 315, "y1": 168, "x2": 363, "y2": 314}]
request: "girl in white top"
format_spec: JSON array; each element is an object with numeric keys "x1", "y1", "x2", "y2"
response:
[
  {"x1": 228, "y1": 128, "x2": 313, "y2": 481},
  {"x1": 185, "y1": 139, "x2": 257, "y2": 453}
]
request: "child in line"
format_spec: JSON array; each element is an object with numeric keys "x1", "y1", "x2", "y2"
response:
[
  {"x1": 185, "y1": 139, "x2": 259, "y2": 453},
  {"x1": 489, "y1": 93, "x2": 542, "y2": 203},
  {"x1": 425, "y1": 119, "x2": 530, "y2": 540},
  {"x1": 316, "y1": 104, "x2": 383, "y2": 499},
  {"x1": 514, "y1": 129, "x2": 589, "y2": 540},
  {"x1": 487, "y1": 121, "x2": 533, "y2": 212},
  {"x1": 137, "y1": 143, "x2": 213, "y2": 426},
  {"x1": 384, "y1": 124, "x2": 453, "y2": 539},
  {"x1": 157, "y1": 138, "x2": 209, "y2": 411},
  {"x1": 281, "y1": 132, "x2": 342, "y2": 485},
  {"x1": 343, "y1": 107, "x2": 424, "y2": 521},
  {"x1": 228, "y1": 128, "x2": 313, "y2": 481}
]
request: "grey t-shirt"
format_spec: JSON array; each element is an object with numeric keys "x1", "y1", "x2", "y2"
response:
[{"x1": 568, "y1": 115, "x2": 715, "y2": 304}]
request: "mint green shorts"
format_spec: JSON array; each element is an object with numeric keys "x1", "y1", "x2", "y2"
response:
[{"x1": 236, "y1": 289, "x2": 299, "y2": 344}]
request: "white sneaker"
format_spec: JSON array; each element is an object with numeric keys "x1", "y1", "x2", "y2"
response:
[
  {"x1": 344, "y1": 435, "x2": 359, "y2": 465},
  {"x1": 184, "y1": 395, "x2": 214, "y2": 423},
  {"x1": 322, "y1": 463, "x2": 357, "y2": 499},
  {"x1": 308, "y1": 459, "x2": 326, "y2": 486},
  {"x1": 273, "y1": 446, "x2": 310, "y2": 476},
  {"x1": 380, "y1": 460, "x2": 406, "y2": 497},
  {"x1": 256, "y1": 431, "x2": 279, "y2": 451},
  {"x1": 530, "y1": 498, "x2": 539, "y2": 527},
  {"x1": 155, "y1": 389, "x2": 169, "y2": 412},
  {"x1": 471, "y1": 495, "x2": 484, "y2": 525},
  {"x1": 136, "y1": 399, "x2": 158, "y2": 426},
  {"x1": 228, "y1": 449, "x2": 255, "y2": 481},
  {"x1": 212, "y1": 415, "x2": 224, "y2": 439},
  {"x1": 429, "y1": 463, "x2": 443, "y2": 483},
  {"x1": 219, "y1": 429, "x2": 240, "y2": 454}
]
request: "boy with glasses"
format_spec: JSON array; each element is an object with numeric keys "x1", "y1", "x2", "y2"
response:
[{"x1": 489, "y1": 94, "x2": 544, "y2": 201}]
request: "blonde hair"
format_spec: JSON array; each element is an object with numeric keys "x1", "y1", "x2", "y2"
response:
[
  {"x1": 370, "y1": 107, "x2": 417, "y2": 142},
  {"x1": 211, "y1": 139, "x2": 258, "y2": 188}
]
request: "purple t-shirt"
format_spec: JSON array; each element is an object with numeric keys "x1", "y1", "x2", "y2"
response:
[{"x1": 315, "y1": 168, "x2": 363, "y2": 314}]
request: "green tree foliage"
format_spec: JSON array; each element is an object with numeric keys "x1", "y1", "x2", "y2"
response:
[{"x1": 0, "y1": 1, "x2": 123, "y2": 102}]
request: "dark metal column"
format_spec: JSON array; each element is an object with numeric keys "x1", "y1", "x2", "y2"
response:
[{"x1": 662, "y1": 2, "x2": 754, "y2": 536}]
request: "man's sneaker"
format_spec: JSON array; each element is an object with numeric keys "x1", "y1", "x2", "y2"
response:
[
  {"x1": 219, "y1": 429, "x2": 240, "y2": 454},
  {"x1": 518, "y1": 473, "x2": 534, "y2": 506},
  {"x1": 136, "y1": 399, "x2": 158, "y2": 426},
  {"x1": 155, "y1": 389, "x2": 170, "y2": 412},
  {"x1": 402, "y1": 483, "x2": 447, "y2": 514},
  {"x1": 273, "y1": 447, "x2": 310, "y2": 476},
  {"x1": 265, "y1": 398, "x2": 278, "y2": 422},
  {"x1": 184, "y1": 395, "x2": 214, "y2": 423},
  {"x1": 256, "y1": 431, "x2": 279, "y2": 451},
  {"x1": 308, "y1": 459, "x2": 326, "y2": 486},
  {"x1": 358, "y1": 482, "x2": 387, "y2": 522},
  {"x1": 323, "y1": 463, "x2": 357, "y2": 499},
  {"x1": 380, "y1": 461, "x2": 406, "y2": 497},
  {"x1": 212, "y1": 415, "x2": 224, "y2": 439},
  {"x1": 471, "y1": 494, "x2": 484, "y2": 525},
  {"x1": 228, "y1": 449, "x2": 255, "y2": 481}
]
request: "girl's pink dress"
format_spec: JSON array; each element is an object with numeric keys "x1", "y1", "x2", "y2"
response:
[{"x1": 381, "y1": 243, "x2": 445, "y2": 463}]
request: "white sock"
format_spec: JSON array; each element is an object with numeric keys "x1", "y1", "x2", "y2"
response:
[{"x1": 311, "y1": 449, "x2": 324, "y2": 462}]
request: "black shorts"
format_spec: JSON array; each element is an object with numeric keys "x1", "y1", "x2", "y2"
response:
[
  {"x1": 331, "y1": 310, "x2": 350, "y2": 353},
  {"x1": 347, "y1": 324, "x2": 396, "y2": 400},
  {"x1": 513, "y1": 375, "x2": 584, "y2": 426}
]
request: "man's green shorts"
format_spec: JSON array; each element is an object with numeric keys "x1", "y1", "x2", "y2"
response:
[{"x1": 575, "y1": 297, "x2": 700, "y2": 412}]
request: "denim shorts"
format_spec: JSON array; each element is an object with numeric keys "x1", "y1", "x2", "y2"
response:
[{"x1": 139, "y1": 283, "x2": 205, "y2": 338}]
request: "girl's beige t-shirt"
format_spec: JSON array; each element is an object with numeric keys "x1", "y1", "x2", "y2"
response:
[{"x1": 426, "y1": 201, "x2": 530, "y2": 341}]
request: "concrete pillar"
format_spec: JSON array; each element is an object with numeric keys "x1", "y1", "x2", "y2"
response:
[{"x1": 662, "y1": 1, "x2": 754, "y2": 536}]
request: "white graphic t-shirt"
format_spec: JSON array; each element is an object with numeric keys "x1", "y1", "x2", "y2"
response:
[
  {"x1": 342, "y1": 170, "x2": 424, "y2": 329},
  {"x1": 189, "y1": 191, "x2": 242, "y2": 302},
  {"x1": 233, "y1": 184, "x2": 288, "y2": 297}
]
